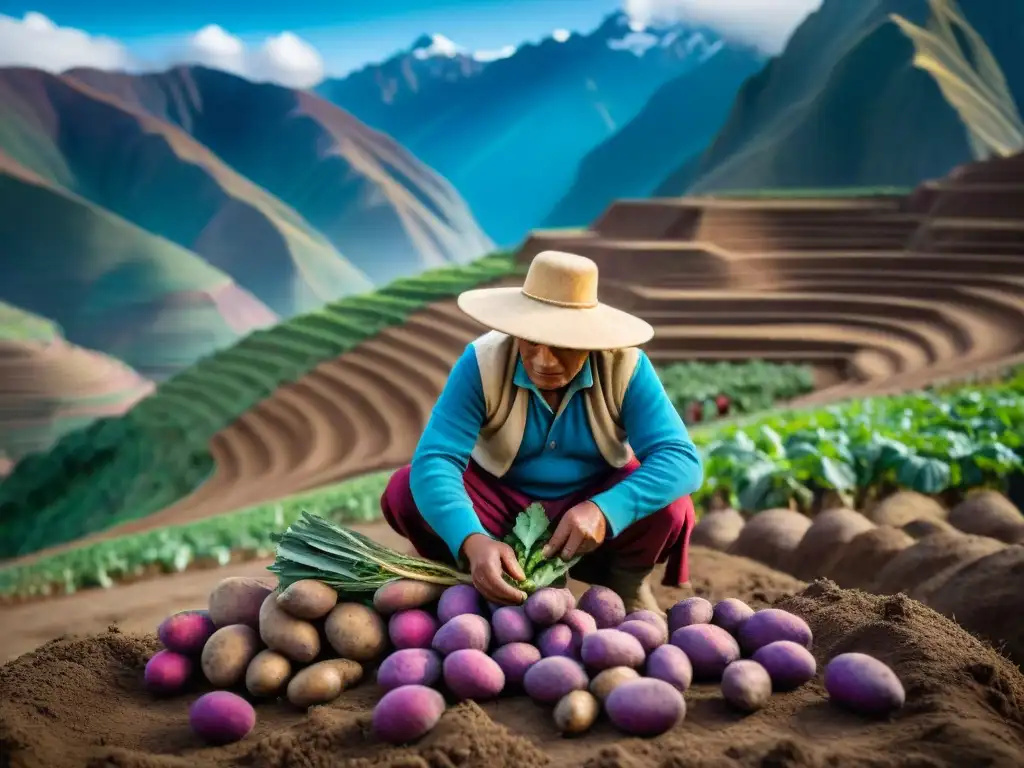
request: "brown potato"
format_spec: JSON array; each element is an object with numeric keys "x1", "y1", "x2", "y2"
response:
[
  {"x1": 285, "y1": 659, "x2": 364, "y2": 708},
  {"x1": 200, "y1": 624, "x2": 262, "y2": 687},
  {"x1": 554, "y1": 690, "x2": 600, "y2": 735},
  {"x1": 259, "y1": 591, "x2": 321, "y2": 663},
  {"x1": 245, "y1": 649, "x2": 293, "y2": 697},
  {"x1": 589, "y1": 666, "x2": 640, "y2": 702},
  {"x1": 276, "y1": 580, "x2": 339, "y2": 620},
  {"x1": 208, "y1": 577, "x2": 274, "y2": 628},
  {"x1": 324, "y1": 602, "x2": 388, "y2": 662}
]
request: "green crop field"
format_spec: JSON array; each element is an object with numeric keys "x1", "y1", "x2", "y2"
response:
[
  {"x1": 1, "y1": 366, "x2": 1021, "y2": 601},
  {"x1": 0, "y1": 252, "x2": 522, "y2": 559}
]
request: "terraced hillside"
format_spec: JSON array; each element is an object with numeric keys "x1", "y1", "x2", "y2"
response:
[
  {"x1": 4, "y1": 153, "x2": 1023, "y2": 567},
  {"x1": 0, "y1": 302, "x2": 154, "y2": 465}
]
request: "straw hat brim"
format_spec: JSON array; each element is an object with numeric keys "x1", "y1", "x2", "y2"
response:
[{"x1": 457, "y1": 286, "x2": 654, "y2": 350}]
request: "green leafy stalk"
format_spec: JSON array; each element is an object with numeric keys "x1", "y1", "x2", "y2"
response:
[
  {"x1": 502, "y1": 503, "x2": 581, "y2": 590},
  {"x1": 268, "y1": 511, "x2": 474, "y2": 592}
]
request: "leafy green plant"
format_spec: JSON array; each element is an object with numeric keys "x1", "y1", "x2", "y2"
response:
[{"x1": 656, "y1": 360, "x2": 816, "y2": 419}]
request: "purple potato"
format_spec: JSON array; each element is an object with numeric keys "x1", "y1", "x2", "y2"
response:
[
  {"x1": 721, "y1": 660, "x2": 772, "y2": 713},
  {"x1": 492, "y1": 606, "x2": 534, "y2": 646},
  {"x1": 538, "y1": 624, "x2": 577, "y2": 659},
  {"x1": 668, "y1": 597, "x2": 713, "y2": 633},
  {"x1": 376, "y1": 648, "x2": 442, "y2": 691},
  {"x1": 491, "y1": 642, "x2": 541, "y2": 687},
  {"x1": 158, "y1": 610, "x2": 216, "y2": 655},
  {"x1": 670, "y1": 624, "x2": 741, "y2": 681},
  {"x1": 580, "y1": 629, "x2": 646, "y2": 671},
  {"x1": 523, "y1": 656, "x2": 589, "y2": 704},
  {"x1": 437, "y1": 584, "x2": 483, "y2": 624},
  {"x1": 443, "y1": 649, "x2": 505, "y2": 700},
  {"x1": 487, "y1": 601, "x2": 502, "y2": 615},
  {"x1": 560, "y1": 588, "x2": 577, "y2": 612},
  {"x1": 623, "y1": 610, "x2": 668, "y2": 634},
  {"x1": 617, "y1": 620, "x2": 666, "y2": 654},
  {"x1": 824, "y1": 653, "x2": 905, "y2": 716},
  {"x1": 738, "y1": 609, "x2": 813, "y2": 655},
  {"x1": 189, "y1": 691, "x2": 256, "y2": 745},
  {"x1": 562, "y1": 609, "x2": 598, "y2": 639},
  {"x1": 605, "y1": 678, "x2": 685, "y2": 737},
  {"x1": 525, "y1": 588, "x2": 567, "y2": 626},
  {"x1": 645, "y1": 644, "x2": 693, "y2": 692},
  {"x1": 372, "y1": 685, "x2": 446, "y2": 744},
  {"x1": 751, "y1": 641, "x2": 817, "y2": 691},
  {"x1": 712, "y1": 598, "x2": 754, "y2": 635},
  {"x1": 431, "y1": 614, "x2": 491, "y2": 656},
  {"x1": 578, "y1": 586, "x2": 625, "y2": 629},
  {"x1": 145, "y1": 649, "x2": 194, "y2": 695},
  {"x1": 389, "y1": 609, "x2": 439, "y2": 650}
]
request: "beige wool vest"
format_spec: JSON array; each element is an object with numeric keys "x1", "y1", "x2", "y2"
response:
[{"x1": 469, "y1": 331, "x2": 640, "y2": 477}]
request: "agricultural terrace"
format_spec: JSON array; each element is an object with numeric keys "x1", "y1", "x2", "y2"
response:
[
  {"x1": 0, "y1": 253, "x2": 521, "y2": 559},
  {"x1": 1, "y1": 365, "x2": 1020, "y2": 601}
]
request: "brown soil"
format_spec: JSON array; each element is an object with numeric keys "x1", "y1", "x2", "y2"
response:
[
  {"x1": 819, "y1": 527, "x2": 915, "y2": 589},
  {"x1": 948, "y1": 491, "x2": 1024, "y2": 544},
  {"x1": 866, "y1": 491, "x2": 948, "y2": 528},
  {"x1": 727, "y1": 508, "x2": 811, "y2": 572},
  {"x1": 791, "y1": 508, "x2": 875, "y2": 581},
  {"x1": 690, "y1": 509, "x2": 745, "y2": 551},
  {"x1": 870, "y1": 532, "x2": 1006, "y2": 596},
  {"x1": 3, "y1": 557, "x2": 1024, "y2": 768}
]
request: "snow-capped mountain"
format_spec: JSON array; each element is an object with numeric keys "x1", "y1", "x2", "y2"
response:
[{"x1": 316, "y1": 10, "x2": 751, "y2": 245}]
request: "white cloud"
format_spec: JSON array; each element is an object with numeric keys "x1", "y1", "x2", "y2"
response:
[
  {"x1": 176, "y1": 25, "x2": 325, "y2": 88},
  {"x1": 552, "y1": 29, "x2": 571, "y2": 43},
  {"x1": 0, "y1": 12, "x2": 326, "y2": 89},
  {"x1": 0, "y1": 12, "x2": 136, "y2": 72},
  {"x1": 472, "y1": 44, "x2": 516, "y2": 62},
  {"x1": 622, "y1": 0, "x2": 823, "y2": 54}
]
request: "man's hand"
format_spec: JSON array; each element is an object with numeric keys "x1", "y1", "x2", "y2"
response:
[
  {"x1": 542, "y1": 500, "x2": 607, "y2": 561},
  {"x1": 461, "y1": 533, "x2": 527, "y2": 606}
]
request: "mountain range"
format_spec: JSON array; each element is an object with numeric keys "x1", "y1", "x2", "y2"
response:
[
  {"x1": 317, "y1": 12, "x2": 742, "y2": 246},
  {"x1": 2, "y1": 0, "x2": 1021, "y2": 468},
  {"x1": 0, "y1": 65, "x2": 493, "y2": 380}
]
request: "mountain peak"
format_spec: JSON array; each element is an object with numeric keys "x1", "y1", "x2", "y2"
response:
[{"x1": 411, "y1": 33, "x2": 463, "y2": 59}]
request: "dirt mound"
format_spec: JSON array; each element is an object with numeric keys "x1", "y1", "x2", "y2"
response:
[
  {"x1": 867, "y1": 491, "x2": 947, "y2": 528},
  {"x1": 792, "y1": 508, "x2": 875, "y2": 581},
  {"x1": 900, "y1": 517, "x2": 957, "y2": 539},
  {"x1": 690, "y1": 509, "x2": 745, "y2": 551},
  {"x1": 871, "y1": 532, "x2": 1006, "y2": 596},
  {"x1": 927, "y1": 545, "x2": 1024, "y2": 668},
  {"x1": 820, "y1": 526, "x2": 915, "y2": 589},
  {"x1": 684, "y1": 546, "x2": 805, "y2": 607},
  {"x1": 948, "y1": 491, "x2": 1024, "y2": 544},
  {"x1": 728, "y1": 508, "x2": 811, "y2": 573},
  {"x1": 5, "y1": 571, "x2": 1024, "y2": 768}
]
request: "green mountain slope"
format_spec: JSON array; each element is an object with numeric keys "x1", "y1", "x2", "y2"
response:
[{"x1": 656, "y1": 0, "x2": 1024, "y2": 194}]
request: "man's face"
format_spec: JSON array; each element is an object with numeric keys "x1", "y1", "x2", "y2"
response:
[{"x1": 517, "y1": 338, "x2": 589, "y2": 390}]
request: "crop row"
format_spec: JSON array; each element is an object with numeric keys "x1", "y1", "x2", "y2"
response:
[
  {"x1": 0, "y1": 253, "x2": 521, "y2": 559},
  {"x1": 0, "y1": 473, "x2": 392, "y2": 601},
  {"x1": 655, "y1": 360, "x2": 815, "y2": 422},
  {"x1": 2, "y1": 375, "x2": 1021, "y2": 600}
]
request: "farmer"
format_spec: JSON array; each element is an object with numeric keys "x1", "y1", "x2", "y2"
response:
[{"x1": 380, "y1": 250, "x2": 703, "y2": 613}]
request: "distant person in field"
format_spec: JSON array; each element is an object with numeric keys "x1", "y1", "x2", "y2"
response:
[{"x1": 380, "y1": 250, "x2": 703, "y2": 613}]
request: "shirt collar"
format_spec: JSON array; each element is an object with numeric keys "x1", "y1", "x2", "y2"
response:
[{"x1": 513, "y1": 356, "x2": 593, "y2": 396}]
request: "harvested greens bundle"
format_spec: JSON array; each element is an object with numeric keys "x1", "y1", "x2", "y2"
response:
[{"x1": 269, "y1": 505, "x2": 578, "y2": 595}]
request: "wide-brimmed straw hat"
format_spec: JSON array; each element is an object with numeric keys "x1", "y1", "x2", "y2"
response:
[{"x1": 456, "y1": 250, "x2": 654, "y2": 350}]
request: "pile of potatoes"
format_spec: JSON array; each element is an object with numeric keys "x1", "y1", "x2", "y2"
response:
[
  {"x1": 145, "y1": 576, "x2": 906, "y2": 747},
  {"x1": 147, "y1": 576, "x2": 392, "y2": 744}
]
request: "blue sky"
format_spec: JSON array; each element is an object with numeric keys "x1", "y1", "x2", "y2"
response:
[{"x1": 3, "y1": 0, "x2": 623, "y2": 75}]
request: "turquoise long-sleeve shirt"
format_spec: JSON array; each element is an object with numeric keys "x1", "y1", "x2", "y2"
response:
[{"x1": 409, "y1": 346, "x2": 703, "y2": 559}]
